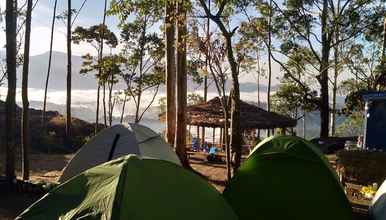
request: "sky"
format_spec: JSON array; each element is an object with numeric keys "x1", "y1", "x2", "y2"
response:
[
  {"x1": 0, "y1": 0, "x2": 281, "y2": 83},
  {"x1": 0, "y1": 0, "x2": 120, "y2": 56}
]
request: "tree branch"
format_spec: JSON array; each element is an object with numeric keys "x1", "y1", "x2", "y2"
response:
[{"x1": 138, "y1": 84, "x2": 160, "y2": 121}]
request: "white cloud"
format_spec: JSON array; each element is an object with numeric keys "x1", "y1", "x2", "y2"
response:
[{"x1": 30, "y1": 26, "x2": 99, "y2": 56}]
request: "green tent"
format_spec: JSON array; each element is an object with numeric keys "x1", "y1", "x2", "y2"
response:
[
  {"x1": 18, "y1": 155, "x2": 238, "y2": 220},
  {"x1": 223, "y1": 136, "x2": 352, "y2": 220}
]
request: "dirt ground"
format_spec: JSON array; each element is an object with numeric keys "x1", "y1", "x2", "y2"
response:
[{"x1": 0, "y1": 152, "x2": 371, "y2": 219}]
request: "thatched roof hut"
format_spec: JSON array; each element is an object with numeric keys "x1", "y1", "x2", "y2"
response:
[{"x1": 161, "y1": 97, "x2": 297, "y2": 130}]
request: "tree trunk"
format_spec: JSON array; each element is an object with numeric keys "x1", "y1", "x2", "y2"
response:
[
  {"x1": 95, "y1": 84, "x2": 100, "y2": 133},
  {"x1": 108, "y1": 73, "x2": 114, "y2": 126},
  {"x1": 103, "y1": 83, "x2": 107, "y2": 126},
  {"x1": 201, "y1": 0, "x2": 210, "y2": 148},
  {"x1": 5, "y1": 0, "x2": 17, "y2": 183},
  {"x1": 120, "y1": 92, "x2": 127, "y2": 123},
  {"x1": 331, "y1": 2, "x2": 341, "y2": 137},
  {"x1": 230, "y1": 87, "x2": 241, "y2": 169},
  {"x1": 135, "y1": 21, "x2": 147, "y2": 124},
  {"x1": 256, "y1": 50, "x2": 261, "y2": 107},
  {"x1": 66, "y1": 0, "x2": 72, "y2": 142},
  {"x1": 175, "y1": 0, "x2": 190, "y2": 168},
  {"x1": 319, "y1": 0, "x2": 330, "y2": 139},
  {"x1": 381, "y1": 16, "x2": 386, "y2": 76},
  {"x1": 303, "y1": 110, "x2": 306, "y2": 139},
  {"x1": 331, "y1": 42, "x2": 339, "y2": 137},
  {"x1": 21, "y1": 0, "x2": 33, "y2": 180},
  {"x1": 42, "y1": 0, "x2": 58, "y2": 127},
  {"x1": 223, "y1": 101, "x2": 232, "y2": 180},
  {"x1": 165, "y1": 0, "x2": 176, "y2": 145},
  {"x1": 267, "y1": 0, "x2": 273, "y2": 113},
  {"x1": 135, "y1": 91, "x2": 142, "y2": 123},
  {"x1": 201, "y1": 75, "x2": 207, "y2": 148}
]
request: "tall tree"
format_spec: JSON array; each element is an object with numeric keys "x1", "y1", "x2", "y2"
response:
[
  {"x1": 66, "y1": 0, "x2": 72, "y2": 142},
  {"x1": 42, "y1": 0, "x2": 58, "y2": 127},
  {"x1": 97, "y1": 0, "x2": 108, "y2": 132},
  {"x1": 165, "y1": 0, "x2": 176, "y2": 144},
  {"x1": 72, "y1": 24, "x2": 118, "y2": 127},
  {"x1": 206, "y1": 37, "x2": 232, "y2": 180},
  {"x1": 268, "y1": 0, "x2": 382, "y2": 138},
  {"x1": 5, "y1": 0, "x2": 17, "y2": 183},
  {"x1": 21, "y1": 0, "x2": 33, "y2": 180},
  {"x1": 237, "y1": 18, "x2": 266, "y2": 108},
  {"x1": 109, "y1": 0, "x2": 165, "y2": 124},
  {"x1": 175, "y1": 0, "x2": 190, "y2": 168},
  {"x1": 199, "y1": 0, "x2": 242, "y2": 169},
  {"x1": 266, "y1": 0, "x2": 273, "y2": 113}
]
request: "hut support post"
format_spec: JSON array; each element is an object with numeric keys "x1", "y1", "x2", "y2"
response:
[
  {"x1": 197, "y1": 126, "x2": 200, "y2": 145},
  {"x1": 201, "y1": 127, "x2": 205, "y2": 148},
  {"x1": 219, "y1": 128, "x2": 223, "y2": 149},
  {"x1": 212, "y1": 128, "x2": 215, "y2": 146}
]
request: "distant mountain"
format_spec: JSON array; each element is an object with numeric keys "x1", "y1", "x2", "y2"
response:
[
  {"x1": 1, "y1": 51, "x2": 99, "y2": 90},
  {"x1": 1, "y1": 51, "x2": 273, "y2": 93},
  {"x1": 21, "y1": 51, "x2": 100, "y2": 90}
]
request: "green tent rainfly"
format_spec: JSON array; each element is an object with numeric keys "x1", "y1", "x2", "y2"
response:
[
  {"x1": 223, "y1": 136, "x2": 352, "y2": 220},
  {"x1": 17, "y1": 155, "x2": 238, "y2": 220}
]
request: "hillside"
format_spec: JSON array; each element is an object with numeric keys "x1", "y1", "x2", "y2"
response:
[{"x1": 0, "y1": 100, "x2": 95, "y2": 153}]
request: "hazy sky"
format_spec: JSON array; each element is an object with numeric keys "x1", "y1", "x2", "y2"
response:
[
  {"x1": 0, "y1": 0, "x2": 119, "y2": 56},
  {"x1": 0, "y1": 0, "x2": 282, "y2": 86}
]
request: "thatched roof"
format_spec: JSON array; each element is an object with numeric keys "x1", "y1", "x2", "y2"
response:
[{"x1": 161, "y1": 97, "x2": 297, "y2": 130}]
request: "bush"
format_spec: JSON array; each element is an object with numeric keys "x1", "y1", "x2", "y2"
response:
[{"x1": 337, "y1": 150, "x2": 386, "y2": 185}]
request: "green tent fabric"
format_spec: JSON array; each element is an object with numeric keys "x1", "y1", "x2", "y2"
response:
[
  {"x1": 370, "y1": 179, "x2": 386, "y2": 220},
  {"x1": 17, "y1": 155, "x2": 238, "y2": 220},
  {"x1": 223, "y1": 136, "x2": 352, "y2": 220}
]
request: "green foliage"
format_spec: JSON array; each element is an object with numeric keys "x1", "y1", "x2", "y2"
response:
[
  {"x1": 158, "y1": 96, "x2": 167, "y2": 113},
  {"x1": 72, "y1": 24, "x2": 120, "y2": 85},
  {"x1": 188, "y1": 93, "x2": 204, "y2": 105},
  {"x1": 72, "y1": 24, "x2": 118, "y2": 48},
  {"x1": 159, "y1": 93, "x2": 205, "y2": 118},
  {"x1": 80, "y1": 54, "x2": 126, "y2": 85},
  {"x1": 336, "y1": 111, "x2": 364, "y2": 137},
  {"x1": 108, "y1": 0, "x2": 164, "y2": 26},
  {"x1": 272, "y1": 81, "x2": 318, "y2": 118}
]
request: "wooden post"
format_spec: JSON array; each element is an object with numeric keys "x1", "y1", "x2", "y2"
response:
[
  {"x1": 197, "y1": 126, "x2": 200, "y2": 144},
  {"x1": 219, "y1": 127, "x2": 223, "y2": 149},
  {"x1": 201, "y1": 126, "x2": 206, "y2": 148},
  {"x1": 212, "y1": 127, "x2": 215, "y2": 146},
  {"x1": 201, "y1": 127, "x2": 205, "y2": 148}
]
